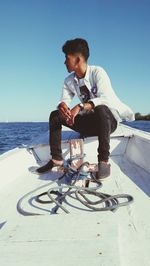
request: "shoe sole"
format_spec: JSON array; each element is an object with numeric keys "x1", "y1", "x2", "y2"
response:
[
  {"x1": 92, "y1": 171, "x2": 111, "y2": 181},
  {"x1": 36, "y1": 165, "x2": 63, "y2": 175}
]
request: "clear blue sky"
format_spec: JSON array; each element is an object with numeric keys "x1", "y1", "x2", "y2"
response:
[{"x1": 0, "y1": 0, "x2": 150, "y2": 122}]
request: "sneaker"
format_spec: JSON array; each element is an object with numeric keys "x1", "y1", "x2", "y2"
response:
[
  {"x1": 96, "y1": 161, "x2": 111, "y2": 180},
  {"x1": 36, "y1": 160, "x2": 63, "y2": 174}
]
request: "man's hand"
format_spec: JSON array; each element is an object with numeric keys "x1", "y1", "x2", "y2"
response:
[
  {"x1": 58, "y1": 102, "x2": 94, "y2": 127},
  {"x1": 70, "y1": 102, "x2": 94, "y2": 125},
  {"x1": 58, "y1": 102, "x2": 72, "y2": 124},
  {"x1": 58, "y1": 102, "x2": 81, "y2": 126},
  {"x1": 70, "y1": 104, "x2": 81, "y2": 125}
]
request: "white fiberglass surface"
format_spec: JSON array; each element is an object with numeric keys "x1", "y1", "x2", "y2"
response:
[{"x1": 0, "y1": 143, "x2": 150, "y2": 266}]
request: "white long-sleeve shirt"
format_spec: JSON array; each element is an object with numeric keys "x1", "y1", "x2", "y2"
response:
[{"x1": 59, "y1": 65, "x2": 135, "y2": 122}]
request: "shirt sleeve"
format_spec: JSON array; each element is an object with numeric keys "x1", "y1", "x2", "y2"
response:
[
  {"x1": 58, "y1": 80, "x2": 75, "y2": 107},
  {"x1": 88, "y1": 67, "x2": 135, "y2": 121}
]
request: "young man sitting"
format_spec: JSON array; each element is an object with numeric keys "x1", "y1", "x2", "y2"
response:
[{"x1": 37, "y1": 38, "x2": 134, "y2": 179}]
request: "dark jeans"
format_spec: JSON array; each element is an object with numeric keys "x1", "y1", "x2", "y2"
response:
[{"x1": 49, "y1": 105, "x2": 117, "y2": 162}]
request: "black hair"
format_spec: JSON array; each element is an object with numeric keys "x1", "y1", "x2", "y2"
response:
[{"x1": 62, "y1": 38, "x2": 90, "y2": 61}]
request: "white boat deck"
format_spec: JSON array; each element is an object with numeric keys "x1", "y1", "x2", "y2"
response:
[{"x1": 0, "y1": 125, "x2": 150, "y2": 266}]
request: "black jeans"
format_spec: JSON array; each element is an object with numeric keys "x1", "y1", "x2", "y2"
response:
[{"x1": 49, "y1": 105, "x2": 117, "y2": 162}]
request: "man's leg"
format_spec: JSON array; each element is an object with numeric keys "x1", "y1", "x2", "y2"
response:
[
  {"x1": 94, "y1": 105, "x2": 117, "y2": 179},
  {"x1": 37, "y1": 110, "x2": 64, "y2": 173},
  {"x1": 49, "y1": 110, "x2": 63, "y2": 161},
  {"x1": 37, "y1": 109, "x2": 81, "y2": 173},
  {"x1": 72, "y1": 105, "x2": 117, "y2": 178},
  {"x1": 49, "y1": 106, "x2": 117, "y2": 162},
  {"x1": 73, "y1": 105, "x2": 117, "y2": 161},
  {"x1": 94, "y1": 105, "x2": 117, "y2": 162},
  {"x1": 37, "y1": 106, "x2": 117, "y2": 175}
]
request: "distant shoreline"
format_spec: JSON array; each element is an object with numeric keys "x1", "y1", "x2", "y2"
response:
[{"x1": 135, "y1": 113, "x2": 150, "y2": 121}]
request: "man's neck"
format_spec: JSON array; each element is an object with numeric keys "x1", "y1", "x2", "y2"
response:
[{"x1": 75, "y1": 63, "x2": 87, "y2": 79}]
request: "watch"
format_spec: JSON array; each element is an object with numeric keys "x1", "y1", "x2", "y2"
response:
[{"x1": 79, "y1": 103, "x2": 84, "y2": 111}]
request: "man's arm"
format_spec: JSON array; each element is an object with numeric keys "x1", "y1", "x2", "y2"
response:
[
  {"x1": 70, "y1": 102, "x2": 94, "y2": 125},
  {"x1": 88, "y1": 67, "x2": 114, "y2": 107},
  {"x1": 58, "y1": 102, "x2": 94, "y2": 126},
  {"x1": 59, "y1": 80, "x2": 75, "y2": 107}
]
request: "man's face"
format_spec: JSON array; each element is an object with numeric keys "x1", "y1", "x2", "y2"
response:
[{"x1": 64, "y1": 54, "x2": 78, "y2": 73}]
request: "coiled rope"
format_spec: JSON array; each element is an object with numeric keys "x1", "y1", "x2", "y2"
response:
[{"x1": 17, "y1": 160, "x2": 134, "y2": 216}]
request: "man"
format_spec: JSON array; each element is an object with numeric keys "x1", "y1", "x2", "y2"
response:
[{"x1": 37, "y1": 38, "x2": 134, "y2": 179}]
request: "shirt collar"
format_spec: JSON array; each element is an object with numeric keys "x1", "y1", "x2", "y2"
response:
[{"x1": 84, "y1": 65, "x2": 90, "y2": 82}]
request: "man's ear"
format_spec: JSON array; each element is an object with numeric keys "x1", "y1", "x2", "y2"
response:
[{"x1": 75, "y1": 55, "x2": 80, "y2": 65}]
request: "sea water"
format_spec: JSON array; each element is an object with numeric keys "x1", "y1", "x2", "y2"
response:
[
  {"x1": 0, "y1": 122, "x2": 48, "y2": 155},
  {"x1": 0, "y1": 121, "x2": 150, "y2": 155}
]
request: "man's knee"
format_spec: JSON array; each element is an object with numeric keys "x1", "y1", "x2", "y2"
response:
[
  {"x1": 49, "y1": 110, "x2": 59, "y2": 123},
  {"x1": 94, "y1": 105, "x2": 110, "y2": 118}
]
